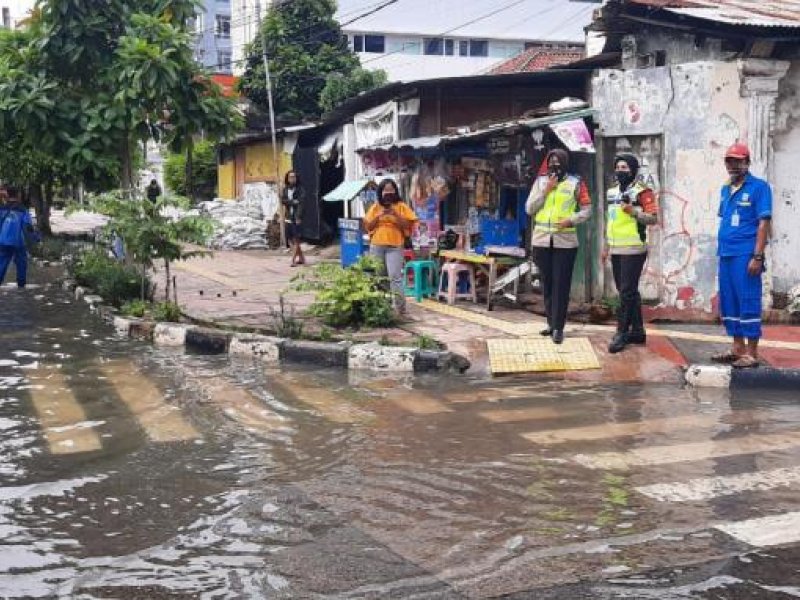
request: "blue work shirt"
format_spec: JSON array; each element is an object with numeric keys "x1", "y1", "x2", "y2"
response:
[
  {"x1": 717, "y1": 172, "x2": 772, "y2": 257},
  {"x1": 0, "y1": 206, "x2": 33, "y2": 248}
]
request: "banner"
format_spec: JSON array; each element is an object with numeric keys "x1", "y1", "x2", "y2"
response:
[
  {"x1": 354, "y1": 101, "x2": 398, "y2": 149},
  {"x1": 550, "y1": 118, "x2": 595, "y2": 153}
]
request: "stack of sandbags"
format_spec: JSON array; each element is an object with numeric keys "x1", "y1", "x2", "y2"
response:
[{"x1": 198, "y1": 185, "x2": 279, "y2": 249}]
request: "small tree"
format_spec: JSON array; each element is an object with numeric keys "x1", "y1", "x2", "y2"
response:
[
  {"x1": 240, "y1": 0, "x2": 385, "y2": 120},
  {"x1": 89, "y1": 191, "x2": 215, "y2": 302},
  {"x1": 320, "y1": 68, "x2": 388, "y2": 114}
]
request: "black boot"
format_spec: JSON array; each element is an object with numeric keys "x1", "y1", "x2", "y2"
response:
[
  {"x1": 540, "y1": 327, "x2": 552, "y2": 336},
  {"x1": 608, "y1": 333, "x2": 628, "y2": 354},
  {"x1": 627, "y1": 330, "x2": 646, "y2": 344},
  {"x1": 551, "y1": 329, "x2": 564, "y2": 344}
]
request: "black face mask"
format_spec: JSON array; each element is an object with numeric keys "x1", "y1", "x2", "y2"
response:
[
  {"x1": 615, "y1": 170, "x2": 634, "y2": 188},
  {"x1": 380, "y1": 193, "x2": 396, "y2": 206},
  {"x1": 548, "y1": 166, "x2": 565, "y2": 180}
]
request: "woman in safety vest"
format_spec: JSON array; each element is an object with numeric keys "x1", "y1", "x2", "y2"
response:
[
  {"x1": 526, "y1": 149, "x2": 592, "y2": 344},
  {"x1": 602, "y1": 153, "x2": 659, "y2": 353}
]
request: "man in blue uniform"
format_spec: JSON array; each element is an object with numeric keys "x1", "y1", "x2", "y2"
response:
[
  {"x1": 0, "y1": 186, "x2": 35, "y2": 288},
  {"x1": 712, "y1": 143, "x2": 772, "y2": 368}
]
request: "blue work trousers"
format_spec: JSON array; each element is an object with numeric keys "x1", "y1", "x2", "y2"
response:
[
  {"x1": 718, "y1": 254, "x2": 762, "y2": 340},
  {"x1": 0, "y1": 245, "x2": 27, "y2": 288}
]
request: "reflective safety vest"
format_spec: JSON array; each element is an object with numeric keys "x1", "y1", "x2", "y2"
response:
[
  {"x1": 606, "y1": 183, "x2": 648, "y2": 248},
  {"x1": 534, "y1": 175, "x2": 580, "y2": 234}
]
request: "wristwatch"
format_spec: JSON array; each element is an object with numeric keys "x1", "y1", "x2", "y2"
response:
[{"x1": 752, "y1": 253, "x2": 765, "y2": 261}]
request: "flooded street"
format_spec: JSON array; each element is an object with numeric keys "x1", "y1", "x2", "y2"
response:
[{"x1": 3, "y1": 272, "x2": 800, "y2": 598}]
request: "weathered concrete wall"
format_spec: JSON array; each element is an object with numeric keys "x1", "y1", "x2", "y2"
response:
[
  {"x1": 772, "y1": 62, "x2": 800, "y2": 296},
  {"x1": 593, "y1": 62, "x2": 745, "y2": 311}
]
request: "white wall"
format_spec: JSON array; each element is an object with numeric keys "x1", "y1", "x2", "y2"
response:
[{"x1": 772, "y1": 62, "x2": 800, "y2": 295}]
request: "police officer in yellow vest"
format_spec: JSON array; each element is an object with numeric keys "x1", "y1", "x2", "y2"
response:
[
  {"x1": 602, "y1": 153, "x2": 659, "y2": 353},
  {"x1": 526, "y1": 149, "x2": 592, "y2": 344}
]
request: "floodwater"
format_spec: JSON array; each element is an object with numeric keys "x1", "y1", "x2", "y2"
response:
[{"x1": 2, "y1": 271, "x2": 800, "y2": 598}]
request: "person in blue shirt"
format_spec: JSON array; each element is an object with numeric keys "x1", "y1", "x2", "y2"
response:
[
  {"x1": 0, "y1": 186, "x2": 35, "y2": 289},
  {"x1": 712, "y1": 143, "x2": 772, "y2": 369}
]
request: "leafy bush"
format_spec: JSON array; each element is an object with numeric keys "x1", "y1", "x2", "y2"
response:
[
  {"x1": 293, "y1": 255, "x2": 395, "y2": 328},
  {"x1": 152, "y1": 301, "x2": 182, "y2": 322},
  {"x1": 164, "y1": 140, "x2": 218, "y2": 202},
  {"x1": 29, "y1": 236, "x2": 68, "y2": 262},
  {"x1": 121, "y1": 299, "x2": 148, "y2": 317},
  {"x1": 71, "y1": 249, "x2": 149, "y2": 307}
]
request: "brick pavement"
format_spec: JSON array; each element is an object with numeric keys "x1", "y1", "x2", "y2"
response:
[{"x1": 148, "y1": 247, "x2": 800, "y2": 381}]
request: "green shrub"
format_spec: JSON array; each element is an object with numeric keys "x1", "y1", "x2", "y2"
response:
[
  {"x1": 164, "y1": 140, "x2": 218, "y2": 202},
  {"x1": 293, "y1": 255, "x2": 395, "y2": 328},
  {"x1": 152, "y1": 301, "x2": 182, "y2": 322},
  {"x1": 29, "y1": 236, "x2": 68, "y2": 262},
  {"x1": 121, "y1": 299, "x2": 148, "y2": 318},
  {"x1": 71, "y1": 249, "x2": 148, "y2": 307}
]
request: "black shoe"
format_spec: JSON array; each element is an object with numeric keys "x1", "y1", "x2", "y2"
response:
[
  {"x1": 608, "y1": 333, "x2": 628, "y2": 354},
  {"x1": 551, "y1": 329, "x2": 564, "y2": 344},
  {"x1": 540, "y1": 327, "x2": 552, "y2": 336},
  {"x1": 627, "y1": 331, "x2": 646, "y2": 344}
]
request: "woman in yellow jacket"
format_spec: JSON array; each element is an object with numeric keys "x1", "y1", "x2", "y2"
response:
[{"x1": 363, "y1": 178, "x2": 419, "y2": 315}]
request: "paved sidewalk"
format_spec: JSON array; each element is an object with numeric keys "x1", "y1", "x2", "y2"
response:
[{"x1": 162, "y1": 248, "x2": 800, "y2": 382}]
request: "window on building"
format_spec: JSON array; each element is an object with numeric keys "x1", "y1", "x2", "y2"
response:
[
  {"x1": 363, "y1": 34, "x2": 385, "y2": 53},
  {"x1": 2, "y1": 7, "x2": 10, "y2": 29},
  {"x1": 216, "y1": 15, "x2": 231, "y2": 38},
  {"x1": 353, "y1": 34, "x2": 384, "y2": 53},
  {"x1": 387, "y1": 37, "x2": 421, "y2": 55},
  {"x1": 469, "y1": 40, "x2": 488, "y2": 57},
  {"x1": 459, "y1": 40, "x2": 469, "y2": 56},
  {"x1": 218, "y1": 51, "x2": 232, "y2": 73},
  {"x1": 444, "y1": 39, "x2": 455, "y2": 56},
  {"x1": 424, "y1": 37, "x2": 444, "y2": 55},
  {"x1": 190, "y1": 14, "x2": 204, "y2": 34}
]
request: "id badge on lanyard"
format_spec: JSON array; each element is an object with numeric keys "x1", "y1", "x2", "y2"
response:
[{"x1": 731, "y1": 212, "x2": 740, "y2": 227}]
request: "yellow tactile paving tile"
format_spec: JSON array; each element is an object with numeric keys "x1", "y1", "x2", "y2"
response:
[
  {"x1": 197, "y1": 379, "x2": 290, "y2": 432},
  {"x1": 271, "y1": 373, "x2": 373, "y2": 424},
  {"x1": 100, "y1": 361, "x2": 199, "y2": 443},
  {"x1": 27, "y1": 368, "x2": 103, "y2": 455},
  {"x1": 487, "y1": 337, "x2": 601, "y2": 374},
  {"x1": 521, "y1": 414, "x2": 722, "y2": 445},
  {"x1": 573, "y1": 430, "x2": 800, "y2": 470}
]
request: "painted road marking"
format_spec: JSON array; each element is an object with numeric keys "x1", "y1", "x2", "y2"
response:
[
  {"x1": 636, "y1": 466, "x2": 800, "y2": 502},
  {"x1": 27, "y1": 369, "x2": 103, "y2": 454},
  {"x1": 716, "y1": 512, "x2": 800, "y2": 547},
  {"x1": 523, "y1": 414, "x2": 721, "y2": 445},
  {"x1": 479, "y1": 406, "x2": 564, "y2": 423},
  {"x1": 573, "y1": 430, "x2": 800, "y2": 470},
  {"x1": 198, "y1": 379, "x2": 290, "y2": 431},
  {"x1": 387, "y1": 392, "x2": 452, "y2": 415},
  {"x1": 271, "y1": 373, "x2": 373, "y2": 424},
  {"x1": 101, "y1": 361, "x2": 199, "y2": 442}
]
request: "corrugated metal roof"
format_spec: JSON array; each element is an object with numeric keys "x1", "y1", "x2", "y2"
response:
[
  {"x1": 629, "y1": 0, "x2": 800, "y2": 28},
  {"x1": 336, "y1": 0, "x2": 594, "y2": 43}
]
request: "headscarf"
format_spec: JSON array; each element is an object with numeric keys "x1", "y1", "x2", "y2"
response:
[{"x1": 613, "y1": 153, "x2": 640, "y2": 178}]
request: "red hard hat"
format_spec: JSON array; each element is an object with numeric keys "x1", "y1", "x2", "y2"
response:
[{"x1": 725, "y1": 142, "x2": 750, "y2": 160}]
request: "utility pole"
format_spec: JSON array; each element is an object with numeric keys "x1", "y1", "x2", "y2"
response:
[{"x1": 257, "y1": 1, "x2": 286, "y2": 248}]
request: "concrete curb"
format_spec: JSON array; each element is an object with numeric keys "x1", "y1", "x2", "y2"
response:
[
  {"x1": 106, "y1": 315, "x2": 469, "y2": 374},
  {"x1": 686, "y1": 364, "x2": 800, "y2": 390}
]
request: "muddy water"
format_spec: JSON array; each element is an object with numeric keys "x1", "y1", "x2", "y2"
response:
[{"x1": 2, "y1": 275, "x2": 800, "y2": 598}]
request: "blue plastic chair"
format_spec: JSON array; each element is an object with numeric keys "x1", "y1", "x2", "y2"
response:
[{"x1": 403, "y1": 259, "x2": 438, "y2": 302}]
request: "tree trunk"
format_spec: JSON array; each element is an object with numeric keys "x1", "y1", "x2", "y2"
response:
[
  {"x1": 185, "y1": 137, "x2": 195, "y2": 204},
  {"x1": 29, "y1": 184, "x2": 52, "y2": 236},
  {"x1": 120, "y1": 135, "x2": 135, "y2": 198},
  {"x1": 164, "y1": 259, "x2": 171, "y2": 302}
]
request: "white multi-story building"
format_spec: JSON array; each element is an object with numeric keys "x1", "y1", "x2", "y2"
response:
[
  {"x1": 191, "y1": 0, "x2": 234, "y2": 74},
  {"x1": 231, "y1": 0, "x2": 594, "y2": 80},
  {"x1": 2, "y1": 1, "x2": 34, "y2": 29}
]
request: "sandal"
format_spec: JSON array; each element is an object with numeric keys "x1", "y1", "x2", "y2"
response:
[
  {"x1": 731, "y1": 355, "x2": 760, "y2": 369},
  {"x1": 711, "y1": 352, "x2": 742, "y2": 364}
]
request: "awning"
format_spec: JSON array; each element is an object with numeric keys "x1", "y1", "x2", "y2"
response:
[
  {"x1": 356, "y1": 107, "x2": 595, "y2": 153},
  {"x1": 323, "y1": 179, "x2": 373, "y2": 202}
]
